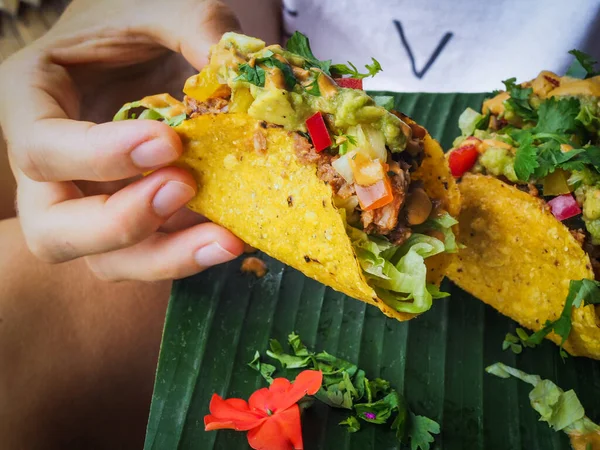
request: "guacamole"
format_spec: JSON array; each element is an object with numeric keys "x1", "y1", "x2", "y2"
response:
[
  {"x1": 198, "y1": 32, "x2": 410, "y2": 153},
  {"x1": 449, "y1": 61, "x2": 600, "y2": 246}
]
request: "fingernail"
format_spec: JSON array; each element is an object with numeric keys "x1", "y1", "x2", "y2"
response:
[
  {"x1": 152, "y1": 181, "x2": 195, "y2": 218},
  {"x1": 131, "y1": 138, "x2": 179, "y2": 168},
  {"x1": 194, "y1": 242, "x2": 237, "y2": 268}
]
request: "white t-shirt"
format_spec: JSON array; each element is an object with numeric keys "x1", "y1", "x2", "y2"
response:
[{"x1": 282, "y1": 0, "x2": 600, "y2": 92}]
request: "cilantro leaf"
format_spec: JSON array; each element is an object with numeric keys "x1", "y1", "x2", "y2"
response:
[
  {"x1": 355, "y1": 391, "x2": 403, "y2": 424},
  {"x1": 285, "y1": 31, "x2": 331, "y2": 74},
  {"x1": 261, "y1": 57, "x2": 297, "y2": 90},
  {"x1": 566, "y1": 50, "x2": 599, "y2": 79},
  {"x1": 247, "y1": 351, "x2": 276, "y2": 384},
  {"x1": 254, "y1": 332, "x2": 440, "y2": 449},
  {"x1": 333, "y1": 133, "x2": 357, "y2": 155},
  {"x1": 512, "y1": 131, "x2": 539, "y2": 180},
  {"x1": 288, "y1": 332, "x2": 310, "y2": 356},
  {"x1": 235, "y1": 63, "x2": 266, "y2": 86},
  {"x1": 304, "y1": 73, "x2": 321, "y2": 96},
  {"x1": 502, "y1": 77, "x2": 537, "y2": 122},
  {"x1": 407, "y1": 413, "x2": 441, "y2": 450},
  {"x1": 534, "y1": 97, "x2": 581, "y2": 134},
  {"x1": 506, "y1": 279, "x2": 600, "y2": 358},
  {"x1": 533, "y1": 141, "x2": 586, "y2": 179},
  {"x1": 266, "y1": 339, "x2": 312, "y2": 368},
  {"x1": 339, "y1": 416, "x2": 361, "y2": 432},
  {"x1": 331, "y1": 57, "x2": 383, "y2": 80}
]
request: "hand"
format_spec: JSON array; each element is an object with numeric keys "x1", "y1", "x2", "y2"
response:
[{"x1": 0, "y1": 0, "x2": 245, "y2": 281}]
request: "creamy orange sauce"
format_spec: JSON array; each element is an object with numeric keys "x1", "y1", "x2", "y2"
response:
[
  {"x1": 531, "y1": 70, "x2": 561, "y2": 98},
  {"x1": 482, "y1": 92, "x2": 510, "y2": 115},
  {"x1": 140, "y1": 94, "x2": 186, "y2": 118},
  {"x1": 481, "y1": 139, "x2": 513, "y2": 152},
  {"x1": 484, "y1": 72, "x2": 600, "y2": 117},
  {"x1": 548, "y1": 74, "x2": 600, "y2": 98}
]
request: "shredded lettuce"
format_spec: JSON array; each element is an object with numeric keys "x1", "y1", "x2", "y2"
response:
[
  {"x1": 343, "y1": 212, "x2": 457, "y2": 314},
  {"x1": 413, "y1": 213, "x2": 459, "y2": 253},
  {"x1": 486, "y1": 363, "x2": 600, "y2": 442},
  {"x1": 576, "y1": 98, "x2": 600, "y2": 135},
  {"x1": 458, "y1": 107, "x2": 483, "y2": 136},
  {"x1": 113, "y1": 97, "x2": 187, "y2": 127},
  {"x1": 458, "y1": 107, "x2": 489, "y2": 137}
]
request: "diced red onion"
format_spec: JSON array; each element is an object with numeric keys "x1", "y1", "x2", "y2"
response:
[{"x1": 547, "y1": 194, "x2": 582, "y2": 221}]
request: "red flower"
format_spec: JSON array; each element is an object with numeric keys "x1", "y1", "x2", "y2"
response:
[{"x1": 204, "y1": 370, "x2": 323, "y2": 450}]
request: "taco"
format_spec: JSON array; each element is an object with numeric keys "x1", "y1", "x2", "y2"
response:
[
  {"x1": 115, "y1": 32, "x2": 460, "y2": 321},
  {"x1": 446, "y1": 51, "x2": 600, "y2": 358}
]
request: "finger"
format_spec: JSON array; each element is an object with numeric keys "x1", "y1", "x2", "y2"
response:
[
  {"x1": 17, "y1": 167, "x2": 197, "y2": 263},
  {"x1": 0, "y1": 52, "x2": 183, "y2": 183},
  {"x1": 85, "y1": 222, "x2": 244, "y2": 281},
  {"x1": 159, "y1": 207, "x2": 207, "y2": 233},
  {"x1": 14, "y1": 118, "x2": 182, "y2": 182},
  {"x1": 142, "y1": 0, "x2": 242, "y2": 70}
]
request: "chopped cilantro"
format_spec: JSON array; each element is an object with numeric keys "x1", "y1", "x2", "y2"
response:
[
  {"x1": 331, "y1": 58, "x2": 383, "y2": 80},
  {"x1": 249, "y1": 332, "x2": 440, "y2": 449},
  {"x1": 266, "y1": 337, "x2": 312, "y2": 368},
  {"x1": 305, "y1": 73, "x2": 321, "y2": 96},
  {"x1": 247, "y1": 351, "x2": 276, "y2": 384},
  {"x1": 285, "y1": 31, "x2": 332, "y2": 74},
  {"x1": 262, "y1": 57, "x2": 297, "y2": 89},
  {"x1": 503, "y1": 279, "x2": 600, "y2": 358},
  {"x1": 235, "y1": 63, "x2": 266, "y2": 86},
  {"x1": 512, "y1": 131, "x2": 538, "y2": 180},
  {"x1": 333, "y1": 133, "x2": 357, "y2": 155},
  {"x1": 235, "y1": 55, "x2": 297, "y2": 90},
  {"x1": 407, "y1": 414, "x2": 441, "y2": 450},
  {"x1": 534, "y1": 97, "x2": 581, "y2": 134},
  {"x1": 502, "y1": 77, "x2": 537, "y2": 122},
  {"x1": 566, "y1": 50, "x2": 599, "y2": 79},
  {"x1": 339, "y1": 416, "x2": 361, "y2": 432}
]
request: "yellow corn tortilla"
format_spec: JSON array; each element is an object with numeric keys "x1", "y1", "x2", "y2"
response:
[
  {"x1": 447, "y1": 173, "x2": 600, "y2": 358},
  {"x1": 174, "y1": 113, "x2": 460, "y2": 321}
]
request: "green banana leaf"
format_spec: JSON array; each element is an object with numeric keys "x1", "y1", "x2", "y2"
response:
[{"x1": 144, "y1": 93, "x2": 600, "y2": 450}]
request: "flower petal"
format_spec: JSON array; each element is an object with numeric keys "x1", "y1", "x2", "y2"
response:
[
  {"x1": 204, "y1": 394, "x2": 265, "y2": 431},
  {"x1": 272, "y1": 404, "x2": 304, "y2": 449},
  {"x1": 270, "y1": 370, "x2": 323, "y2": 412},
  {"x1": 247, "y1": 405, "x2": 303, "y2": 450},
  {"x1": 248, "y1": 387, "x2": 272, "y2": 414}
]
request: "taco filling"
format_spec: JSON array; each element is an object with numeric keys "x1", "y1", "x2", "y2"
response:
[
  {"x1": 448, "y1": 51, "x2": 600, "y2": 278},
  {"x1": 115, "y1": 32, "x2": 458, "y2": 314}
]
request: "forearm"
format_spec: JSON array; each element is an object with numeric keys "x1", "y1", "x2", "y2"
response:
[{"x1": 223, "y1": 0, "x2": 282, "y2": 44}]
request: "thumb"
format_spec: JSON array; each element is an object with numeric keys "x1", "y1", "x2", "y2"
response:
[{"x1": 147, "y1": 0, "x2": 242, "y2": 70}]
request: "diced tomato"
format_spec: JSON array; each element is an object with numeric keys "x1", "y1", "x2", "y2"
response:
[
  {"x1": 355, "y1": 176, "x2": 394, "y2": 211},
  {"x1": 305, "y1": 112, "x2": 332, "y2": 152},
  {"x1": 334, "y1": 78, "x2": 363, "y2": 90},
  {"x1": 448, "y1": 144, "x2": 479, "y2": 177},
  {"x1": 349, "y1": 152, "x2": 385, "y2": 186},
  {"x1": 547, "y1": 194, "x2": 582, "y2": 221}
]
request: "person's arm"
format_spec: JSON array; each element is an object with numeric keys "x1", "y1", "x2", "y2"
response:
[
  {"x1": 0, "y1": 0, "x2": 253, "y2": 281},
  {"x1": 224, "y1": 0, "x2": 282, "y2": 44}
]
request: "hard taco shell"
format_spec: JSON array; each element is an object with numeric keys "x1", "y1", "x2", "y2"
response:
[
  {"x1": 173, "y1": 113, "x2": 460, "y2": 321},
  {"x1": 447, "y1": 173, "x2": 600, "y2": 358}
]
